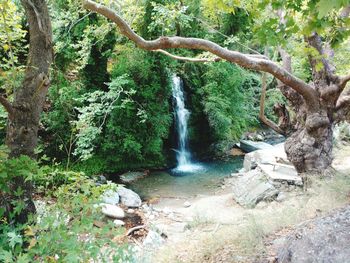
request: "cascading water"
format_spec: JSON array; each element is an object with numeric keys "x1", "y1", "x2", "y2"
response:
[{"x1": 172, "y1": 75, "x2": 203, "y2": 173}]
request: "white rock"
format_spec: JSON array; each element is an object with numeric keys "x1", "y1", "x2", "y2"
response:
[
  {"x1": 183, "y1": 201, "x2": 191, "y2": 208},
  {"x1": 143, "y1": 230, "x2": 164, "y2": 248},
  {"x1": 101, "y1": 203, "x2": 125, "y2": 219},
  {"x1": 101, "y1": 189, "x2": 119, "y2": 205},
  {"x1": 127, "y1": 209, "x2": 135, "y2": 214},
  {"x1": 113, "y1": 219, "x2": 125, "y2": 227},
  {"x1": 117, "y1": 187, "x2": 142, "y2": 207},
  {"x1": 163, "y1": 207, "x2": 171, "y2": 214},
  {"x1": 276, "y1": 192, "x2": 287, "y2": 202}
]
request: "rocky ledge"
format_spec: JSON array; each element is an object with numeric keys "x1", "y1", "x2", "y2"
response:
[{"x1": 274, "y1": 205, "x2": 350, "y2": 263}]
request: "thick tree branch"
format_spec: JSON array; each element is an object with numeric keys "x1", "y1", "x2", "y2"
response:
[
  {"x1": 339, "y1": 73, "x2": 350, "y2": 89},
  {"x1": 0, "y1": 96, "x2": 14, "y2": 117},
  {"x1": 83, "y1": 0, "x2": 318, "y2": 109},
  {"x1": 154, "y1": 49, "x2": 221, "y2": 62},
  {"x1": 259, "y1": 72, "x2": 285, "y2": 135},
  {"x1": 335, "y1": 95, "x2": 350, "y2": 123},
  {"x1": 306, "y1": 33, "x2": 335, "y2": 84}
]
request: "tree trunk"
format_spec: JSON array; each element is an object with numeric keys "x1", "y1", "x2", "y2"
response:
[
  {"x1": 285, "y1": 107, "x2": 333, "y2": 173},
  {"x1": 4, "y1": 0, "x2": 53, "y2": 224}
]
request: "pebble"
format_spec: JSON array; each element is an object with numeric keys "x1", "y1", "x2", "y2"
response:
[
  {"x1": 184, "y1": 201, "x2": 191, "y2": 208},
  {"x1": 163, "y1": 207, "x2": 171, "y2": 215}
]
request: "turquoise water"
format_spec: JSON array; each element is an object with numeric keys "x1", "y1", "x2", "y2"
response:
[{"x1": 129, "y1": 157, "x2": 243, "y2": 200}]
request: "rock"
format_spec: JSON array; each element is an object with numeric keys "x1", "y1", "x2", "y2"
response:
[
  {"x1": 120, "y1": 171, "x2": 146, "y2": 183},
  {"x1": 117, "y1": 187, "x2": 142, "y2": 207},
  {"x1": 113, "y1": 219, "x2": 125, "y2": 227},
  {"x1": 101, "y1": 203, "x2": 125, "y2": 219},
  {"x1": 255, "y1": 201, "x2": 268, "y2": 209},
  {"x1": 143, "y1": 230, "x2": 164, "y2": 248},
  {"x1": 127, "y1": 208, "x2": 135, "y2": 214},
  {"x1": 101, "y1": 189, "x2": 119, "y2": 205},
  {"x1": 155, "y1": 223, "x2": 186, "y2": 236},
  {"x1": 239, "y1": 139, "x2": 274, "y2": 153},
  {"x1": 276, "y1": 192, "x2": 287, "y2": 202},
  {"x1": 97, "y1": 175, "x2": 107, "y2": 184},
  {"x1": 258, "y1": 163, "x2": 303, "y2": 186},
  {"x1": 255, "y1": 134, "x2": 264, "y2": 141},
  {"x1": 183, "y1": 201, "x2": 191, "y2": 208},
  {"x1": 243, "y1": 143, "x2": 290, "y2": 172},
  {"x1": 333, "y1": 122, "x2": 350, "y2": 147},
  {"x1": 276, "y1": 205, "x2": 350, "y2": 263},
  {"x1": 162, "y1": 207, "x2": 172, "y2": 215},
  {"x1": 232, "y1": 169, "x2": 279, "y2": 208},
  {"x1": 230, "y1": 148, "x2": 245, "y2": 156}
]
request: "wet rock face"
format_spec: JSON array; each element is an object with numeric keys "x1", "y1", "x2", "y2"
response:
[{"x1": 277, "y1": 205, "x2": 350, "y2": 263}]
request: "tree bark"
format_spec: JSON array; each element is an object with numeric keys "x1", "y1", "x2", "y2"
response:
[
  {"x1": 3, "y1": 0, "x2": 53, "y2": 224},
  {"x1": 285, "y1": 109, "x2": 333, "y2": 173}
]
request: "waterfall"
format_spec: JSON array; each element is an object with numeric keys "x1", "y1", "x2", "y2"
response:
[{"x1": 172, "y1": 75, "x2": 203, "y2": 173}]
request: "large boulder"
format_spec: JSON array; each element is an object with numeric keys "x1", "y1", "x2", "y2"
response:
[
  {"x1": 232, "y1": 169, "x2": 279, "y2": 208},
  {"x1": 276, "y1": 205, "x2": 350, "y2": 263},
  {"x1": 239, "y1": 139, "x2": 274, "y2": 153},
  {"x1": 117, "y1": 187, "x2": 142, "y2": 207},
  {"x1": 243, "y1": 143, "x2": 288, "y2": 172},
  {"x1": 101, "y1": 189, "x2": 119, "y2": 205}
]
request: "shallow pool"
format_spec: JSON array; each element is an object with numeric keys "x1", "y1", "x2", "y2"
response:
[{"x1": 128, "y1": 157, "x2": 243, "y2": 200}]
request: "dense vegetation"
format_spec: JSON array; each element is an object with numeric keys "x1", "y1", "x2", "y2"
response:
[
  {"x1": 1, "y1": 0, "x2": 275, "y2": 175},
  {"x1": 0, "y1": 0, "x2": 349, "y2": 261}
]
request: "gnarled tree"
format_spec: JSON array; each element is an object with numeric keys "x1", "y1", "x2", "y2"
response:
[
  {"x1": 84, "y1": 0, "x2": 350, "y2": 174},
  {"x1": 0, "y1": 0, "x2": 53, "y2": 223}
]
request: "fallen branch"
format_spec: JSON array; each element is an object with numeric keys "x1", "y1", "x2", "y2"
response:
[{"x1": 126, "y1": 225, "x2": 146, "y2": 236}]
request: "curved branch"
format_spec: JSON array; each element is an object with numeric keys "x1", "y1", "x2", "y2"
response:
[
  {"x1": 335, "y1": 95, "x2": 350, "y2": 123},
  {"x1": 154, "y1": 49, "x2": 221, "y2": 62},
  {"x1": 339, "y1": 73, "x2": 350, "y2": 90},
  {"x1": 259, "y1": 72, "x2": 285, "y2": 135},
  {"x1": 83, "y1": 0, "x2": 318, "y2": 109},
  {"x1": 0, "y1": 96, "x2": 14, "y2": 117}
]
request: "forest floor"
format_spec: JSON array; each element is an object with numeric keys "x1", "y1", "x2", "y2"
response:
[{"x1": 142, "y1": 144, "x2": 350, "y2": 263}]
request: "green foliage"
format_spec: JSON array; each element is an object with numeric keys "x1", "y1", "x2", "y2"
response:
[
  {"x1": 0, "y1": 155, "x2": 133, "y2": 262},
  {"x1": 97, "y1": 48, "x2": 172, "y2": 172},
  {"x1": 201, "y1": 62, "x2": 259, "y2": 142},
  {"x1": 73, "y1": 74, "x2": 131, "y2": 160},
  {"x1": 265, "y1": 88, "x2": 287, "y2": 123},
  {"x1": 41, "y1": 72, "x2": 82, "y2": 162},
  {"x1": 148, "y1": 1, "x2": 193, "y2": 35},
  {"x1": 0, "y1": 0, "x2": 27, "y2": 70}
]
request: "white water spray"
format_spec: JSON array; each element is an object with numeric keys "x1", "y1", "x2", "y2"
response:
[{"x1": 172, "y1": 75, "x2": 203, "y2": 173}]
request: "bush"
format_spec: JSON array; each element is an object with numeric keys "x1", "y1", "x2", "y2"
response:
[
  {"x1": 0, "y1": 155, "x2": 133, "y2": 262},
  {"x1": 201, "y1": 62, "x2": 260, "y2": 142}
]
